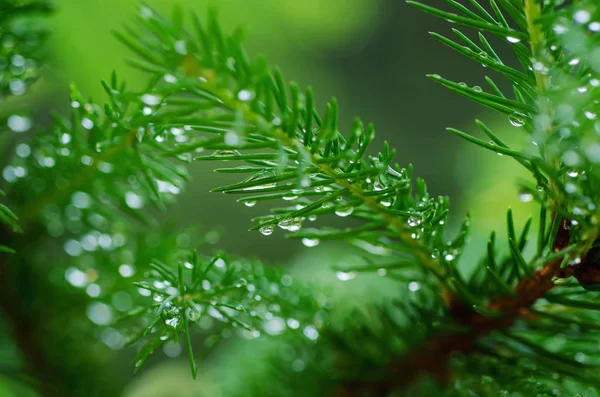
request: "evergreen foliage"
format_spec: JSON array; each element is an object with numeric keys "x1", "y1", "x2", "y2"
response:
[{"x1": 2, "y1": 0, "x2": 600, "y2": 395}]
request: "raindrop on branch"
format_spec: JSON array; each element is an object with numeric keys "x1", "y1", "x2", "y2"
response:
[{"x1": 335, "y1": 271, "x2": 356, "y2": 281}]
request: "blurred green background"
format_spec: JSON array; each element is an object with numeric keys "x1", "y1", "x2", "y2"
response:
[{"x1": 30, "y1": 0, "x2": 539, "y2": 394}]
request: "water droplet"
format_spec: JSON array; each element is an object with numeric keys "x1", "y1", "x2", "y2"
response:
[
  {"x1": 164, "y1": 74, "x2": 177, "y2": 83},
  {"x1": 518, "y1": 192, "x2": 534, "y2": 203},
  {"x1": 589, "y1": 22, "x2": 600, "y2": 32},
  {"x1": 72, "y1": 191, "x2": 92, "y2": 209},
  {"x1": 301, "y1": 238, "x2": 320, "y2": 247},
  {"x1": 9, "y1": 79, "x2": 25, "y2": 95},
  {"x1": 506, "y1": 36, "x2": 521, "y2": 44},
  {"x1": 281, "y1": 275, "x2": 293, "y2": 287},
  {"x1": 585, "y1": 143, "x2": 600, "y2": 163},
  {"x1": 86, "y1": 283, "x2": 101, "y2": 298},
  {"x1": 553, "y1": 24, "x2": 568, "y2": 35},
  {"x1": 559, "y1": 128, "x2": 571, "y2": 138},
  {"x1": 237, "y1": 89, "x2": 253, "y2": 101},
  {"x1": 141, "y1": 94, "x2": 161, "y2": 106},
  {"x1": 335, "y1": 271, "x2": 356, "y2": 281},
  {"x1": 509, "y1": 113, "x2": 526, "y2": 127},
  {"x1": 140, "y1": 6, "x2": 153, "y2": 19},
  {"x1": 259, "y1": 225, "x2": 274, "y2": 236},
  {"x1": 286, "y1": 318, "x2": 300, "y2": 329},
  {"x1": 568, "y1": 58, "x2": 580, "y2": 66},
  {"x1": 64, "y1": 240, "x2": 83, "y2": 257},
  {"x1": 12, "y1": 166, "x2": 26, "y2": 178},
  {"x1": 565, "y1": 182, "x2": 577, "y2": 193},
  {"x1": 164, "y1": 317, "x2": 180, "y2": 329},
  {"x1": 119, "y1": 264, "x2": 135, "y2": 278},
  {"x1": 87, "y1": 302, "x2": 114, "y2": 325},
  {"x1": 244, "y1": 201, "x2": 256, "y2": 207},
  {"x1": 40, "y1": 156, "x2": 56, "y2": 168},
  {"x1": 214, "y1": 258, "x2": 226, "y2": 268},
  {"x1": 533, "y1": 60, "x2": 547, "y2": 73},
  {"x1": 2, "y1": 165, "x2": 17, "y2": 183},
  {"x1": 283, "y1": 194, "x2": 298, "y2": 201},
  {"x1": 81, "y1": 118, "x2": 94, "y2": 130},
  {"x1": 15, "y1": 143, "x2": 30, "y2": 158},
  {"x1": 65, "y1": 267, "x2": 87, "y2": 287},
  {"x1": 473, "y1": 86, "x2": 482, "y2": 92},
  {"x1": 408, "y1": 281, "x2": 421, "y2": 292},
  {"x1": 407, "y1": 216, "x2": 422, "y2": 227},
  {"x1": 321, "y1": 201, "x2": 333, "y2": 209},
  {"x1": 235, "y1": 278, "x2": 248, "y2": 288},
  {"x1": 302, "y1": 325, "x2": 319, "y2": 340},
  {"x1": 292, "y1": 359, "x2": 305, "y2": 372},
  {"x1": 138, "y1": 288, "x2": 151, "y2": 297},
  {"x1": 224, "y1": 130, "x2": 242, "y2": 147},
  {"x1": 574, "y1": 10, "x2": 591, "y2": 24},
  {"x1": 563, "y1": 150, "x2": 580, "y2": 167},
  {"x1": 380, "y1": 198, "x2": 393, "y2": 207},
  {"x1": 334, "y1": 205, "x2": 354, "y2": 217},
  {"x1": 7, "y1": 114, "x2": 31, "y2": 132},
  {"x1": 174, "y1": 40, "x2": 187, "y2": 55},
  {"x1": 125, "y1": 191, "x2": 145, "y2": 209},
  {"x1": 186, "y1": 304, "x2": 202, "y2": 321},
  {"x1": 278, "y1": 218, "x2": 293, "y2": 230},
  {"x1": 287, "y1": 219, "x2": 302, "y2": 232},
  {"x1": 377, "y1": 268, "x2": 387, "y2": 276},
  {"x1": 263, "y1": 317, "x2": 286, "y2": 335}
]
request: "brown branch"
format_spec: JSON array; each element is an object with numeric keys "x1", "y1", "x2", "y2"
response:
[
  {"x1": 335, "y1": 219, "x2": 578, "y2": 395},
  {"x1": 391, "y1": 257, "x2": 563, "y2": 386}
]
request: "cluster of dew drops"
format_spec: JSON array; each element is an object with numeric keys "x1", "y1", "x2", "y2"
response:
[
  {"x1": 2, "y1": 22, "x2": 53, "y2": 180},
  {"x1": 1, "y1": 29, "x2": 39, "y2": 97},
  {"x1": 143, "y1": 259, "x2": 326, "y2": 357},
  {"x1": 3, "y1": 45, "x2": 36, "y2": 180},
  {"x1": 250, "y1": 181, "x2": 362, "y2": 247}
]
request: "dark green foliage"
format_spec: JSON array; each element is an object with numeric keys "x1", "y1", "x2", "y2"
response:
[
  {"x1": 0, "y1": 0, "x2": 52, "y2": 252},
  {"x1": 2, "y1": 0, "x2": 600, "y2": 396},
  {"x1": 0, "y1": 0, "x2": 52, "y2": 97}
]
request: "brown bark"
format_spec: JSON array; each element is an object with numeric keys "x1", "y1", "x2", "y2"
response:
[{"x1": 336, "y1": 215, "x2": 582, "y2": 395}]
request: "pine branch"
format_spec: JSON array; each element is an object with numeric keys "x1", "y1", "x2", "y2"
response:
[
  {"x1": 341, "y1": 252, "x2": 574, "y2": 394},
  {"x1": 103, "y1": 1, "x2": 600, "y2": 391},
  {"x1": 2, "y1": 0, "x2": 600, "y2": 395},
  {"x1": 110, "y1": 6, "x2": 483, "y2": 304}
]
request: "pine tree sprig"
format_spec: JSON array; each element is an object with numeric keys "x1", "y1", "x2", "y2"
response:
[
  {"x1": 100, "y1": 1, "x2": 600, "y2": 389},
  {"x1": 2, "y1": 0, "x2": 600, "y2": 394}
]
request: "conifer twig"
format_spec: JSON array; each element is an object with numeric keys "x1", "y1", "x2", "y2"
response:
[{"x1": 337, "y1": 253, "x2": 572, "y2": 394}]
